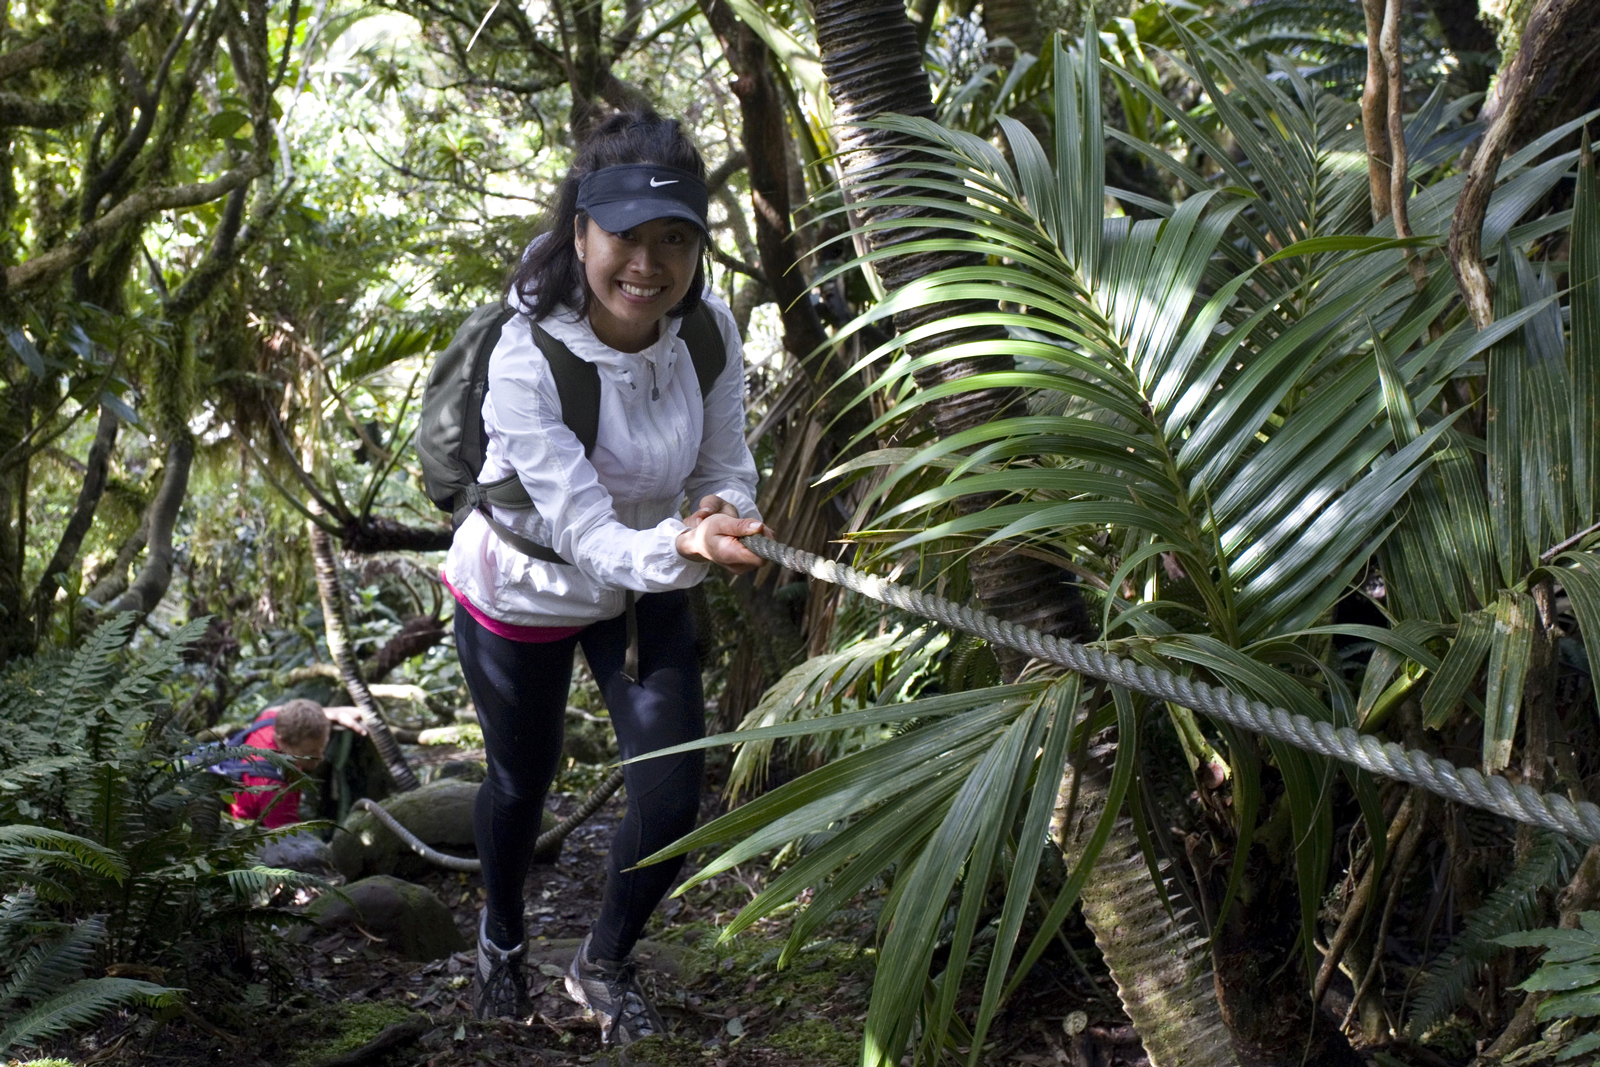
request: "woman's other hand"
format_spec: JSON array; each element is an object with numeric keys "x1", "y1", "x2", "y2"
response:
[
  {"x1": 676, "y1": 514, "x2": 770, "y2": 574},
  {"x1": 685, "y1": 494, "x2": 740, "y2": 528}
]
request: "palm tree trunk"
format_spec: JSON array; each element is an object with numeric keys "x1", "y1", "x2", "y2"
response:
[
  {"x1": 811, "y1": 7, "x2": 1224, "y2": 1066},
  {"x1": 814, "y1": 0, "x2": 1091, "y2": 679}
]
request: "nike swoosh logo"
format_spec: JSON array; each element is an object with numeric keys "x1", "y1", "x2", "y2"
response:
[{"x1": 649, "y1": 177, "x2": 679, "y2": 187}]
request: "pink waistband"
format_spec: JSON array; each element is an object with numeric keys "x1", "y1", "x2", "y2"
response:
[{"x1": 441, "y1": 572, "x2": 586, "y2": 644}]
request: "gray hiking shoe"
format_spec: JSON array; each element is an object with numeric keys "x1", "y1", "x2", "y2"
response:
[
  {"x1": 475, "y1": 912, "x2": 532, "y2": 1021},
  {"x1": 564, "y1": 933, "x2": 666, "y2": 1045}
]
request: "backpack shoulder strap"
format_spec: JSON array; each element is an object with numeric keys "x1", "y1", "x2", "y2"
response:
[
  {"x1": 460, "y1": 304, "x2": 518, "y2": 478},
  {"x1": 226, "y1": 712, "x2": 278, "y2": 748},
  {"x1": 529, "y1": 321, "x2": 601, "y2": 456},
  {"x1": 677, "y1": 304, "x2": 728, "y2": 398}
]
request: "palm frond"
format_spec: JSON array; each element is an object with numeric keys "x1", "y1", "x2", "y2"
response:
[{"x1": 726, "y1": 625, "x2": 946, "y2": 800}]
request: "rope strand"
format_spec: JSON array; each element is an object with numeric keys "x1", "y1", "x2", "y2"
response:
[{"x1": 743, "y1": 535, "x2": 1600, "y2": 846}]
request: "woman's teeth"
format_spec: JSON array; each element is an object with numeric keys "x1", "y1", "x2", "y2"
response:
[{"x1": 620, "y1": 282, "x2": 664, "y2": 297}]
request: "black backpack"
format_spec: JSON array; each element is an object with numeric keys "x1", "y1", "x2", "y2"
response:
[
  {"x1": 417, "y1": 303, "x2": 726, "y2": 563},
  {"x1": 197, "y1": 713, "x2": 284, "y2": 783}
]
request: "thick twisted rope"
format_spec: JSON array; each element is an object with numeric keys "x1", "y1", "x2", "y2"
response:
[
  {"x1": 744, "y1": 535, "x2": 1600, "y2": 846},
  {"x1": 351, "y1": 768, "x2": 625, "y2": 872}
]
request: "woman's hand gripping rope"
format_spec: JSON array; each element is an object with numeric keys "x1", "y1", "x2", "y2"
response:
[{"x1": 677, "y1": 495, "x2": 769, "y2": 575}]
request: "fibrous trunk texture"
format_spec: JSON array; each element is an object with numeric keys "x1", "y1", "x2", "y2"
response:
[
  {"x1": 811, "y1": 4, "x2": 1217, "y2": 1064},
  {"x1": 814, "y1": 0, "x2": 1091, "y2": 677},
  {"x1": 1054, "y1": 762, "x2": 1235, "y2": 1067}
]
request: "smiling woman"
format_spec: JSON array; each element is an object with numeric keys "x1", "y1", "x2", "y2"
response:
[
  {"x1": 440, "y1": 108, "x2": 774, "y2": 1046},
  {"x1": 576, "y1": 215, "x2": 703, "y2": 351}
]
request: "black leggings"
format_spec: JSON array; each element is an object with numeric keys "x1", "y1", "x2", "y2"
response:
[{"x1": 454, "y1": 591, "x2": 705, "y2": 961}]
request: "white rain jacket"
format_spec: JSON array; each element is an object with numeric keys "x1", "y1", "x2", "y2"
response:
[{"x1": 442, "y1": 289, "x2": 761, "y2": 628}]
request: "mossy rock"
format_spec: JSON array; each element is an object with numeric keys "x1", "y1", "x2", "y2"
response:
[
  {"x1": 306, "y1": 875, "x2": 465, "y2": 960},
  {"x1": 281, "y1": 1000, "x2": 426, "y2": 1067},
  {"x1": 329, "y1": 778, "x2": 559, "y2": 879},
  {"x1": 564, "y1": 706, "x2": 617, "y2": 765}
]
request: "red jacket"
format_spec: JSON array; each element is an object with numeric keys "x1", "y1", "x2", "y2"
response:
[{"x1": 226, "y1": 721, "x2": 303, "y2": 829}]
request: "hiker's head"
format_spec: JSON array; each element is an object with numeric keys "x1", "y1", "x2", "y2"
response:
[
  {"x1": 274, "y1": 699, "x2": 330, "y2": 762},
  {"x1": 510, "y1": 109, "x2": 708, "y2": 332}
]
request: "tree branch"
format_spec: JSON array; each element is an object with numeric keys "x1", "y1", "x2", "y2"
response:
[
  {"x1": 0, "y1": 0, "x2": 163, "y2": 82},
  {"x1": 101, "y1": 435, "x2": 192, "y2": 617},
  {"x1": 338, "y1": 516, "x2": 452, "y2": 554},
  {"x1": 7, "y1": 164, "x2": 262, "y2": 292},
  {"x1": 1361, "y1": 0, "x2": 1392, "y2": 225},
  {"x1": 82, "y1": 0, "x2": 212, "y2": 219},
  {"x1": 309, "y1": 506, "x2": 419, "y2": 791},
  {"x1": 31, "y1": 405, "x2": 119, "y2": 645},
  {"x1": 1380, "y1": 0, "x2": 1427, "y2": 289},
  {"x1": 0, "y1": 92, "x2": 87, "y2": 128},
  {"x1": 1450, "y1": 0, "x2": 1593, "y2": 328}
]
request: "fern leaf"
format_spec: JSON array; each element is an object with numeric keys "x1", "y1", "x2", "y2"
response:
[
  {"x1": 223, "y1": 865, "x2": 330, "y2": 900},
  {"x1": 1409, "y1": 833, "x2": 1578, "y2": 1036},
  {"x1": 0, "y1": 754, "x2": 80, "y2": 789},
  {"x1": 0, "y1": 890, "x2": 47, "y2": 959},
  {"x1": 96, "y1": 617, "x2": 210, "y2": 725},
  {"x1": 0, "y1": 915, "x2": 107, "y2": 1012},
  {"x1": 45, "y1": 615, "x2": 137, "y2": 734},
  {"x1": 0, "y1": 826, "x2": 127, "y2": 881},
  {"x1": 0, "y1": 976, "x2": 178, "y2": 1055},
  {"x1": 0, "y1": 889, "x2": 43, "y2": 927}
]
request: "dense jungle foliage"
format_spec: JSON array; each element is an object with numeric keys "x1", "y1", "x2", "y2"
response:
[{"x1": 2, "y1": 0, "x2": 1600, "y2": 1063}]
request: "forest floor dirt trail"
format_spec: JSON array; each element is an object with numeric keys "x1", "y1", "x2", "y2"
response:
[{"x1": 33, "y1": 752, "x2": 1142, "y2": 1067}]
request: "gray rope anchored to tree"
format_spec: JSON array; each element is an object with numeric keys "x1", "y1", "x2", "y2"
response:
[
  {"x1": 351, "y1": 768, "x2": 625, "y2": 872},
  {"x1": 743, "y1": 535, "x2": 1600, "y2": 847}
]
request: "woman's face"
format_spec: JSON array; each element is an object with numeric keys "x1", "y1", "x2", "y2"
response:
[{"x1": 575, "y1": 216, "x2": 701, "y2": 352}]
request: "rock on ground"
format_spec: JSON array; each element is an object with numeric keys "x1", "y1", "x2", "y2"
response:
[
  {"x1": 306, "y1": 874, "x2": 466, "y2": 961},
  {"x1": 256, "y1": 830, "x2": 333, "y2": 874},
  {"x1": 329, "y1": 777, "x2": 560, "y2": 881}
]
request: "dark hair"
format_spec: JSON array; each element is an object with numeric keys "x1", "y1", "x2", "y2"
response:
[{"x1": 510, "y1": 109, "x2": 708, "y2": 323}]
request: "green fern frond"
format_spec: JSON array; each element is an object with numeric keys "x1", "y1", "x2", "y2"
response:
[
  {"x1": 0, "y1": 891, "x2": 49, "y2": 958},
  {"x1": 0, "y1": 915, "x2": 107, "y2": 1011},
  {"x1": 223, "y1": 865, "x2": 330, "y2": 901},
  {"x1": 90, "y1": 617, "x2": 210, "y2": 748},
  {"x1": 0, "y1": 976, "x2": 179, "y2": 1055},
  {"x1": 1409, "y1": 833, "x2": 1578, "y2": 1036},
  {"x1": 1500, "y1": 912, "x2": 1600, "y2": 1024},
  {"x1": 0, "y1": 889, "x2": 44, "y2": 927},
  {"x1": 45, "y1": 615, "x2": 137, "y2": 733},
  {"x1": 0, "y1": 826, "x2": 128, "y2": 882},
  {"x1": 0, "y1": 755, "x2": 79, "y2": 790}
]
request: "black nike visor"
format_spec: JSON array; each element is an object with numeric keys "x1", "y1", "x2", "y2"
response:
[{"x1": 576, "y1": 163, "x2": 709, "y2": 235}]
